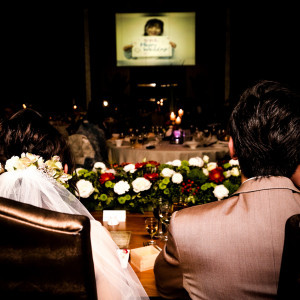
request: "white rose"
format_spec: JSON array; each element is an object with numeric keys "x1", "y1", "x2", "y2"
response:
[
  {"x1": 231, "y1": 167, "x2": 240, "y2": 176},
  {"x1": 93, "y1": 162, "x2": 107, "y2": 172},
  {"x1": 213, "y1": 184, "x2": 229, "y2": 200},
  {"x1": 161, "y1": 168, "x2": 175, "y2": 178},
  {"x1": 114, "y1": 180, "x2": 130, "y2": 195},
  {"x1": 172, "y1": 172, "x2": 183, "y2": 184},
  {"x1": 188, "y1": 157, "x2": 204, "y2": 167},
  {"x1": 132, "y1": 177, "x2": 152, "y2": 193},
  {"x1": 202, "y1": 168, "x2": 209, "y2": 176},
  {"x1": 224, "y1": 170, "x2": 231, "y2": 178},
  {"x1": 207, "y1": 162, "x2": 217, "y2": 171},
  {"x1": 123, "y1": 164, "x2": 136, "y2": 173},
  {"x1": 171, "y1": 160, "x2": 182, "y2": 167},
  {"x1": 203, "y1": 155, "x2": 210, "y2": 164},
  {"x1": 76, "y1": 179, "x2": 94, "y2": 198},
  {"x1": 5, "y1": 156, "x2": 19, "y2": 171},
  {"x1": 229, "y1": 159, "x2": 239, "y2": 166},
  {"x1": 106, "y1": 169, "x2": 116, "y2": 174}
]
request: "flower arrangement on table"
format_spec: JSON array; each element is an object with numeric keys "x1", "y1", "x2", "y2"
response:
[{"x1": 66, "y1": 155, "x2": 242, "y2": 213}]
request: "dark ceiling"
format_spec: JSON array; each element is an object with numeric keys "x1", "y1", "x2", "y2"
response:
[{"x1": 2, "y1": 4, "x2": 300, "y2": 124}]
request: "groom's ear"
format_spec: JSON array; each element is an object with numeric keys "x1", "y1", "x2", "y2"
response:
[{"x1": 229, "y1": 137, "x2": 238, "y2": 159}]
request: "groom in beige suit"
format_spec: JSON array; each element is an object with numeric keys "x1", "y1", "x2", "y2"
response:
[{"x1": 154, "y1": 80, "x2": 300, "y2": 299}]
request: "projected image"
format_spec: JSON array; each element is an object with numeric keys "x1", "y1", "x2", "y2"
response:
[{"x1": 116, "y1": 12, "x2": 196, "y2": 66}]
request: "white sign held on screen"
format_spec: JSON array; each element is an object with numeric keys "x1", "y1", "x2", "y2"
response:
[{"x1": 132, "y1": 36, "x2": 172, "y2": 58}]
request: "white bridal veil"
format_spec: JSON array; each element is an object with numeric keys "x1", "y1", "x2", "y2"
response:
[{"x1": 0, "y1": 168, "x2": 149, "y2": 300}]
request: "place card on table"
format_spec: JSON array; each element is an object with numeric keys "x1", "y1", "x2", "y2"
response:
[{"x1": 103, "y1": 210, "x2": 126, "y2": 223}]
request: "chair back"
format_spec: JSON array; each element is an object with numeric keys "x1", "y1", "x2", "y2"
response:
[
  {"x1": 277, "y1": 214, "x2": 300, "y2": 299},
  {"x1": 0, "y1": 196, "x2": 97, "y2": 300}
]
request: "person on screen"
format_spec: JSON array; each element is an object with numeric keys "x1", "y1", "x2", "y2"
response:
[
  {"x1": 123, "y1": 18, "x2": 176, "y2": 59},
  {"x1": 154, "y1": 80, "x2": 300, "y2": 299}
]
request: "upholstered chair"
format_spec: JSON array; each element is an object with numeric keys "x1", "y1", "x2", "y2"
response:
[
  {"x1": 277, "y1": 214, "x2": 300, "y2": 299},
  {"x1": 0, "y1": 196, "x2": 97, "y2": 300}
]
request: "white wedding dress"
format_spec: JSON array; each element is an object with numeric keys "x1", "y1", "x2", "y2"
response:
[{"x1": 0, "y1": 168, "x2": 149, "y2": 300}]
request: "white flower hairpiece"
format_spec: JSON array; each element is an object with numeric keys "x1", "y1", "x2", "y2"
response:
[{"x1": 1, "y1": 152, "x2": 71, "y2": 186}]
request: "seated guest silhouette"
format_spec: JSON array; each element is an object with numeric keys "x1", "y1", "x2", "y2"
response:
[
  {"x1": 0, "y1": 108, "x2": 149, "y2": 300},
  {"x1": 75, "y1": 100, "x2": 109, "y2": 169},
  {"x1": 154, "y1": 80, "x2": 300, "y2": 299}
]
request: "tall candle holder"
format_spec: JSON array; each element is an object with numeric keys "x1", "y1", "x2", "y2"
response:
[{"x1": 170, "y1": 109, "x2": 183, "y2": 126}]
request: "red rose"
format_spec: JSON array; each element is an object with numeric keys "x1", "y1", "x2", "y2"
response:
[
  {"x1": 144, "y1": 173, "x2": 159, "y2": 181},
  {"x1": 135, "y1": 162, "x2": 146, "y2": 169},
  {"x1": 99, "y1": 173, "x2": 115, "y2": 184},
  {"x1": 208, "y1": 167, "x2": 225, "y2": 183}
]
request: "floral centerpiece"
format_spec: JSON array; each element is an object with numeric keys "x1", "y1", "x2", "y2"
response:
[{"x1": 67, "y1": 155, "x2": 242, "y2": 213}]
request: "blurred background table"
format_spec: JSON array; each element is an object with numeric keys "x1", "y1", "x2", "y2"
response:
[
  {"x1": 91, "y1": 211, "x2": 164, "y2": 298},
  {"x1": 107, "y1": 140, "x2": 229, "y2": 164}
]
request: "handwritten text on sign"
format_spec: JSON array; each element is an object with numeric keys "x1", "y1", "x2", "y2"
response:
[{"x1": 132, "y1": 36, "x2": 172, "y2": 58}]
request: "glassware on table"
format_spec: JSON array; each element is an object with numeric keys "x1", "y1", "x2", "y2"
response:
[
  {"x1": 217, "y1": 128, "x2": 228, "y2": 141},
  {"x1": 159, "y1": 202, "x2": 174, "y2": 242},
  {"x1": 144, "y1": 217, "x2": 159, "y2": 245},
  {"x1": 172, "y1": 197, "x2": 188, "y2": 212},
  {"x1": 137, "y1": 134, "x2": 144, "y2": 145},
  {"x1": 129, "y1": 134, "x2": 137, "y2": 147},
  {"x1": 152, "y1": 199, "x2": 164, "y2": 239}
]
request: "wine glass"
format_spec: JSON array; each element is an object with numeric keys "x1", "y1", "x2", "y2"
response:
[
  {"x1": 152, "y1": 199, "x2": 164, "y2": 239},
  {"x1": 159, "y1": 202, "x2": 174, "y2": 242},
  {"x1": 145, "y1": 217, "x2": 158, "y2": 245},
  {"x1": 137, "y1": 134, "x2": 144, "y2": 145},
  {"x1": 129, "y1": 133, "x2": 137, "y2": 148}
]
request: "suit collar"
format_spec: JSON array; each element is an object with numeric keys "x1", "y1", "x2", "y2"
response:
[{"x1": 232, "y1": 176, "x2": 300, "y2": 196}]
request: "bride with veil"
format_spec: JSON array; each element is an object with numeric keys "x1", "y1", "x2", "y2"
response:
[{"x1": 0, "y1": 108, "x2": 149, "y2": 300}]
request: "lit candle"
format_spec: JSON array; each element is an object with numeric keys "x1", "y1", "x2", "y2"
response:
[
  {"x1": 170, "y1": 112, "x2": 176, "y2": 121},
  {"x1": 178, "y1": 109, "x2": 184, "y2": 117},
  {"x1": 175, "y1": 116, "x2": 181, "y2": 124}
]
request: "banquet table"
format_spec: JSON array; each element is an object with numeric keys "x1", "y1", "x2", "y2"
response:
[
  {"x1": 107, "y1": 140, "x2": 229, "y2": 165},
  {"x1": 91, "y1": 211, "x2": 165, "y2": 298}
]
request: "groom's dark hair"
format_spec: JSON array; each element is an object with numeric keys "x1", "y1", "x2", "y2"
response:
[
  {"x1": 229, "y1": 80, "x2": 300, "y2": 179},
  {"x1": 0, "y1": 108, "x2": 75, "y2": 171}
]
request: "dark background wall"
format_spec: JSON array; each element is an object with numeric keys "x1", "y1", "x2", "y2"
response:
[{"x1": 2, "y1": 4, "x2": 300, "y2": 128}]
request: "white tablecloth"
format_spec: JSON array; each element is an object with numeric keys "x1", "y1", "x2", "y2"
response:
[{"x1": 107, "y1": 141, "x2": 229, "y2": 164}]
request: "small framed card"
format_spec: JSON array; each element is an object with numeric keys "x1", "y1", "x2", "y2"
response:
[{"x1": 103, "y1": 210, "x2": 126, "y2": 223}]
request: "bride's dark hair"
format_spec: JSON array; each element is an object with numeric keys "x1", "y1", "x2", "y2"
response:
[{"x1": 0, "y1": 108, "x2": 75, "y2": 172}]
